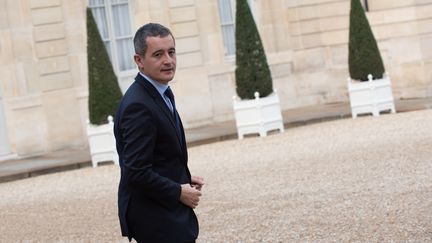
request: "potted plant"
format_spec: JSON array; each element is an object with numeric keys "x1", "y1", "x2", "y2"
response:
[
  {"x1": 86, "y1": 8, "x2": 122, "y2": 167},
  {"x1": 347, "y1": 0, "x2": 396, "y2": 118},
  {"x1": 232, "y1": 0, "x2": 283, "y2": 139}
]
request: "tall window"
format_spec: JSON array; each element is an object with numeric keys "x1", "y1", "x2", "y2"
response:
[
  {"x1": 218, "y1": 0, "x2": 235, "y2": 56},
  {"x1": 88, "y1": 0, "x2": 135, "y2": 72},
  {"x1": 217, "y1": 0, "x2": 256, "y2": 57}
]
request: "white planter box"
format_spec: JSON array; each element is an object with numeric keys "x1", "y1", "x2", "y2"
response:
[
  {"x1": 233, "y1": 91, "x2": 284, "y2": 139},
  {"x1": 347, "y1": 73, "x2": 396, "y2": 119},
  {"x1": 86, "y1": 116, "x2": 119, "y2": 167}
]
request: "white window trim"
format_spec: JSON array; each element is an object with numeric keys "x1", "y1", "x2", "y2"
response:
[
  {"x1": 218, "y1": 0, "x2": 259, "y2": 60},
  {"x1": 361, "y1": 0, "x2": 369, "y2": 11},
  {"x1": 248, "y1": 0, "x2": 258, "y2": 23},
  {"x1": 88, "y1": 0, "x2": 136, "y2": 78}
]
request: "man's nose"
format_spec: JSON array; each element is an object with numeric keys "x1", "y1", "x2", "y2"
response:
[{"x1": 162, "y1": 53, "x2": 173, "y2": 64}]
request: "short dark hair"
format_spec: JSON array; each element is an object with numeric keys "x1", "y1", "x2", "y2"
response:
[{"x1": 133, "y1": 23, "x2": 174, "y2": 56}]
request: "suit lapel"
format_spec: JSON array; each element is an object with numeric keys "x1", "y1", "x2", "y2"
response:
[
  {"x1": 135, "y1": 74, "x2": 185, "y2": 149},
  {"x1": 177, "y1": 114, "x2": 188, "y2": 160}
]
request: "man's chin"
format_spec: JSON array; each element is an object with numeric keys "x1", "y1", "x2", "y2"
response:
[
  {"x1": 160, "y1": 76, "x2": 175, "y2": 83},
  {"x1": 162, "y1": 73, "x2": 175, "y2": 80}
]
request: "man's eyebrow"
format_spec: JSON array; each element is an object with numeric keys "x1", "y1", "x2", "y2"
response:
[{"x1": 151, "y1": 49, "x2": 163, "y2": 55}]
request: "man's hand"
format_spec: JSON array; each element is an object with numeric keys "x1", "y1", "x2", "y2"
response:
[
  {"x1": 180, "y1": 184, "x2": 202, "y2": 209},
  {"x1": 191, "y1": 176, "x2": 205, "y2": 191}
]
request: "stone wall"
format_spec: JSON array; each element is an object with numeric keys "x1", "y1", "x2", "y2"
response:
[
  {"x1": 1, "y1": 0, "x2": 431, "y2": 156},
  {"x1": 284, "y1": 0, "x2": 432, "y2": 105},
  {"x1": 0, "y1": 0, "x2": 87, "y2": 156},
  {"x1": 95, "y1": 0, "x2": 432, "y2": 128}
]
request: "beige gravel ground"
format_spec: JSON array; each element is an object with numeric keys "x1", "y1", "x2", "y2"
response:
[{"x1": 1, "y1": 110, "x2": 431, "y2": 242}]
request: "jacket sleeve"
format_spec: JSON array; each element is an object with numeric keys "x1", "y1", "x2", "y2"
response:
[{"x1": 119, "y1": 102, "x2": 181, "y2": 209}]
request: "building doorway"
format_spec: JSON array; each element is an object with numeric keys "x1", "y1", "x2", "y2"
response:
[{"x1": 0, "y1": 88, "x2": 10, "y2": 156}]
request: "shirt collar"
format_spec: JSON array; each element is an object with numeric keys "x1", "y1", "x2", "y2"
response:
[{"x1": 139, "y1": 72, "x2": 169, "y2": 96}]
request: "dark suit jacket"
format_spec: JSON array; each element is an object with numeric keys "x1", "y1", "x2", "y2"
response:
[{"x1": 114, "y1": 73, "x2": 198, "y2": 242}]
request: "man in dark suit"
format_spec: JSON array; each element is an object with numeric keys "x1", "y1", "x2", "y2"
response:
[{"x1": 114, "y1": 23, "x2": 204, "y2": 243}]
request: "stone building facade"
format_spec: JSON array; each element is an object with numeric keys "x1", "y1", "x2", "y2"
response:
[{"x1": 0, "y1": 0, "x2": 431, "y2": 158}]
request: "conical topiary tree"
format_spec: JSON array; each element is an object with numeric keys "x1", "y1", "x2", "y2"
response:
[
  {"x1": 87, "y1": 8, "x2": 122, "y2": 125},
  {"x1": 348, "y1": 0, "x2": 385, "y2": 81},
  {"x1": 235, "y1": 0, "x2": 273, "y2": 99}
]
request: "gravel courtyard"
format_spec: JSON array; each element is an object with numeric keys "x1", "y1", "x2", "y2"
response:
[{"x1": 0, "y1": 110, "x2": 431, "y2": 242}]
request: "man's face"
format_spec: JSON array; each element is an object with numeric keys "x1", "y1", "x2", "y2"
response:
[{"x1": 134, "y1": 35, "x2": 176, "y2": 84}]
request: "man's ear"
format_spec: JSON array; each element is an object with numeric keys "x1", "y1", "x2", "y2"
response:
[{"x1": 134, "y1": 54, "x2": 144, "y2": 70}]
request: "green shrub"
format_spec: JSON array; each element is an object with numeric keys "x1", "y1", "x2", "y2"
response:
[
  {"x1": 235, "y1": 0, "x2": 273, "y2": 99},
  {"x1": 87, "y1": 8, "x2": 122, "y2": 125},
  {"x1": 348, "y1": 0, "x2": 385, "y2": 81}
]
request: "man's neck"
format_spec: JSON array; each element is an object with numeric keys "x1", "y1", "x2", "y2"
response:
[{"x1": 139, "y1": 72, "x2": 169, "y2": 95}]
